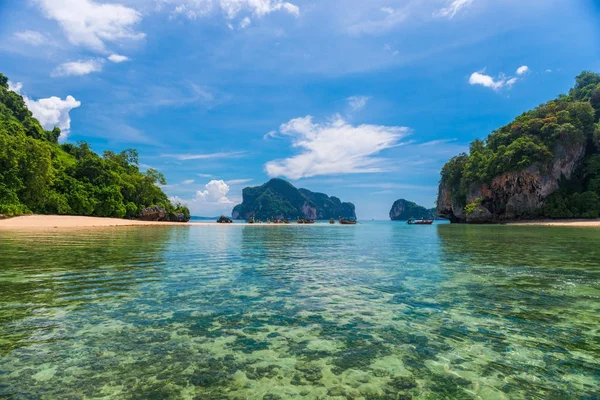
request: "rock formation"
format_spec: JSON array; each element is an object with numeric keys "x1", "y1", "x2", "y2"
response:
[
  {"x1": 389, "y1": 199, "x2": 436, "y2": 220},
  {"x1": 231, "y1": 178, "x2": 356, "y2": 220}
]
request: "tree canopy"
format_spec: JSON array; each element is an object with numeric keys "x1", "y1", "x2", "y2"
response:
[
  {"x1": 0, "y1": 72, "x2": 189, "y2": 219},
  {"x1": 439, "y1": 71, "x2": 600, "y2": 218}
]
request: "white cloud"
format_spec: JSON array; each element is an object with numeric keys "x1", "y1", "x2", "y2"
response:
[
  {"x1": 348, "y1": 6, "x2": 408, "y2": 35},
  {"x1": 162, "y1": 0, "x2": 299, "y2": 21},
  {"x1": 240, "y1": 16, "x2": 251, "y2": 28},
  {"x1": 8, "y1": 81, "x2": 81, "y2": 141},
  {"x1": 226, "y1": 179, "x2": 253, "y2": 185},
  {"x1": 170, "y1": 179, "x2": 236, "y2": 215},
  {"x1": 108, "y1": 54, "x2": 130, "y2": 63},
  {"x1": 52, "y1": 59, "x2": 104, "y2": 77},
  {"x1": 8, "y1": 81, "x2": 23, "y2": 93},
  {"x1": 197, "y1": 173, "x2": 213, "y2": 178},
  {"x1": 435, "y1": 0, "x2": 474, "y2": 19},
  {"x1": 161, "y1": 151, "x2": 245, "y2": 160},
  {"x1": 347, "y1": 96, "x2": 370, "y2": 112},
  {"x1": 14, "y1": 30, "x2": 50, "y2": 46},
  {"x1": 263, "y1": 130, "x2": 278, "y2": 140},
  {"x1": 469, "y1": 70, "x2": 518, "y2": 91},
  {"x1": 181, "y1": 179, "x2": 195, "y2": 184},
  {"x1": 545, "y1": 69, "x2": 552, "y2": 73},
  {"x1": 197, "y1": 180, "x2": 234, "y2": 203},
  {"x1": 516, "y1": 65, "x2": 529, "y2": 75},
  {"x1": 265, "y1": 114, "x2": 410, "y2": 180},
  {"x1": 36, "y1": 0, "x2": 144, "y2": 53}
]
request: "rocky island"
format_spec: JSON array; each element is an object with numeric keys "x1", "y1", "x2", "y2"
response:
[
  {"x1": 389, "y1": 199, "x2": 436, "y2": 220},
  {"x1": 437, "y1": 72, "x2": 600, "y2": 223},
  {"x1": 232, "y1": 178, "x2": 356, "y2": 220}
]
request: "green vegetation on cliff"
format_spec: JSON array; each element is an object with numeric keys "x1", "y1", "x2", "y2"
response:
[
  {"x1": 389, "y1": 199, "x2": 436, "y2": 220},
  {"x1": 440, "y1": 72, "x2": 600, "y2": 219},
  {"x1": 232, "y1": 178, "x2": 356, "y2": 220},
  {"x1": 0, "y1": 73, "x2": 189, "y2": 219}
]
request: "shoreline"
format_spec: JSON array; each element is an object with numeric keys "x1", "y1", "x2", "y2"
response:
[
  {"x1": 0, "y1": 215, "x2": 337, "y2": 230},
  {"x1": 505, "y1": 219, "x2": 600, "y2": 227}
]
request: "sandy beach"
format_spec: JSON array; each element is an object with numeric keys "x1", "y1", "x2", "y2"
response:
[
  {"x1": 0, "y1": 215, "x2": 334, "y2": 229},
  {"x1": 0, "y1": 215, "x2": 221, "y2": 230},
  {"x1": 507, "y1": 219, "x2": 600, "y2": 227}
]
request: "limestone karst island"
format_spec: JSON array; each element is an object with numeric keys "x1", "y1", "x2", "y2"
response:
[{"x1": 1, "y1": 1, "x2": 600, "y2": 399}]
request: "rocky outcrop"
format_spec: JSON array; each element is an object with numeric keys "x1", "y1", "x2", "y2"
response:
[
  {"x1": 389, "y1": 199, "x2": 436, "y2": 220},
  {"x1": 139, "y1": 207, "x2": 190, "y2": 223},
  {"x1": 232, "y1": 178, "x2": 356, "y2": 220},
  {"x1": 139, "y1": 206, "x2": 167, "y2": 221},
  {"x1": 168, "y1": 212, "x2": 190, "y2": 223},
  {"x1": 437, "y1": 141, "x2": 586, "y2": 223}
]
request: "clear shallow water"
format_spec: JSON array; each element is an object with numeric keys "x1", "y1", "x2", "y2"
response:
[{"x1": 0, "y1": 222, "x2": 599, "y2": 399}]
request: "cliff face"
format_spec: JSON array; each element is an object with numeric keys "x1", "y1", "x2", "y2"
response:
[
  {"x1": 389, "y1": 199, "x2": 436, "y2": 220},
  {"x1": 437, "y1": 72, "x2": 600, "y2": 223},
  {"x1": 437, "y1": 141, "x2": 587, "y2": 223},
  {"x1": 231, "y1": 179, "x2": 356, "y2": 220}
]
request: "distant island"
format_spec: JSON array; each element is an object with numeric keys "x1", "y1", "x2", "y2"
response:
[
  {"x1": 232, "y1": 178, "x2": 356, "y2": 220},
  {"x1": 389, "y1": 199, "x2": 436, "y2": 221},
  {"x1": 438, "y1": 71, "x2": 600, "y2": 223},
  {"x1": 0, "y1": 73, "x2": 189, "y2": 222}
]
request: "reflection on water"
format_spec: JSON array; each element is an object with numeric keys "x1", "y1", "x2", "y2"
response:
[{"x1": 0, "y1": 223, "x2": 599, "y2": 399}]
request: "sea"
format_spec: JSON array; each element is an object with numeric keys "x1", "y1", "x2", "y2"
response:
[{"x1": 0, "y1": 221, "x2": 599, "y2": 399}]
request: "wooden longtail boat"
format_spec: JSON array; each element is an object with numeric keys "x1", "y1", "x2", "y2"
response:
[
  {"x1": 338, "y1": 217, "x2": 357, "y2": 225},
  {"x1": 407, "y1": 218, "x2": 434, "y2": 225},
  {"x1": 330, "y1": 218, "x2": 335, "y2": 224},
  {"x1": 247, "y1": 217, "x2": 255, "y2": 224}
]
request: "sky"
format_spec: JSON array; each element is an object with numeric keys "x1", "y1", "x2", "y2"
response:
[{"x1": 1, "y1": 0, "x2": 599, "y2": 219}]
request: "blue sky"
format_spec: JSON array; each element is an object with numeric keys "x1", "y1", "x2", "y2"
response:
[{"x1": 1, "y1": 0, "x2": 599, "y2": 218}]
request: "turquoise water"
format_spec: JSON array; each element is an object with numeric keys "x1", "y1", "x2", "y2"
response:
[{"x1": 1, "y1": 222, "x2": 599, "y2": 399}]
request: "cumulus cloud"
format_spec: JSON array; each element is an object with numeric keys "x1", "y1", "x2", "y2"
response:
[
  {"x1": 14, "y1": 30, "x2": 50, "y2": 46},
  {"x1": 347, "y1": 96, "x2": 370, "y2": 112},
  {"x1": 163, "y1": 0, "x2": 299, "y2": 21},
  {"x1": 435, "y1": 0, "x2": 474, "y2": 19},
  {"x1": 469, "y1": 70, "x2": 518, "y2": 91},
  {"x1": 52, "y1": 59, "x2": 104, "y2": 77},
  {"x1": 36, "y1": 0, "x2": 144, "y2": 53},
  {"x1": 170, "y1": 180, "x2": 236, "y2": 215},
  {"x1": 108, "y1": 54, "x2": 130, "y2": 63},
  {"x1": 8, "y1": 81, "x2": 81, "y2": 141},
  {"x1": 516, "y1": 65, "x2": 529, "y2": 75},
  {"x1": 264, "y1": 115, "x2": 410, "y2": 180}
]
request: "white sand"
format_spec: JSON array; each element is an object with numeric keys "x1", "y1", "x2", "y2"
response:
[
  {"x1": 507, "y1": 219, "x2": 600, "y2": 227},
  {"x1": 0, "y1": 215, "x2": 334, "y2": 230},
  {"x1": 0, "y1": 215, "x2": 196, "y2": 229}
]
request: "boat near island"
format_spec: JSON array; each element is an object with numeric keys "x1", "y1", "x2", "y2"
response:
[
  {"x1": 339, "y1": 217, "x2": 357, "y2": 225},
  {"x1": 407, "y1": 218, "x2": 434, "y2": 225},
  {"x1": 330, "y1": 218, "x2": 335, "y2": 224}
]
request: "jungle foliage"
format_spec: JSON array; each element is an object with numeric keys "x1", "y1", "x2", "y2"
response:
[
  {"x1": 440, "y1": 72, "x2": 600, "y2": 218},
  {"x1": 0, "y1": 73, "x2": 189, "y2": 219}
]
